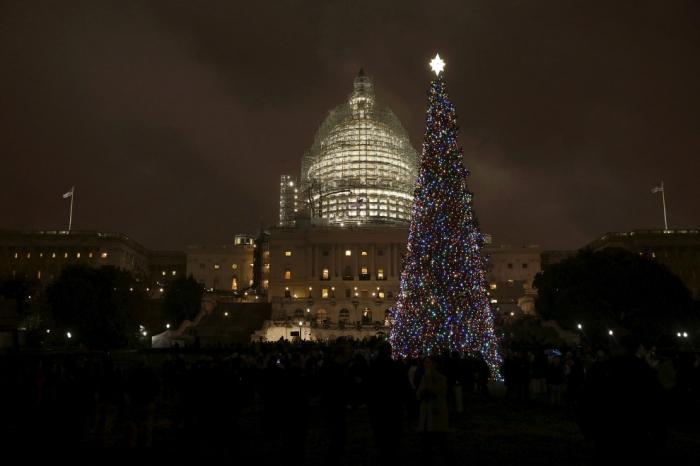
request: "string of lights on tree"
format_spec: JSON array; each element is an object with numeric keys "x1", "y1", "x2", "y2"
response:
[{"x1": 390, "y1": 54, "x2": 502, "y2": 378}]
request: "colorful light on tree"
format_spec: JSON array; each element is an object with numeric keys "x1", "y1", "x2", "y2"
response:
[{"x1": 390, "y1": 55, "x2": 502, "y2": 378}]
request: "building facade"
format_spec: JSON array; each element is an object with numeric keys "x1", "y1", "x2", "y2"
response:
[
  {"x1": 147, "y1": 250, "x2": 187, "y2": 291},
  {"x1": 186, "y1": 235, "x2": 256, "y2": 292},
  {"x1": 0, "y1": 230, "x2": 149, "y2": 284},
  {"x1": 268, "y1": 225, "x2": 408, "y2": 328},
  {"x1": 485, "y1": 244, "x2": 542, "y2": 315},
  {"x1": 586, "y1": 229, "x2": 700, "y2": 298}
]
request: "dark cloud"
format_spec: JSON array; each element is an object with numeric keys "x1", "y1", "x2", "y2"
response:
[{"x1": 1, "y1": 0, "x2": 698, "y2": 249}]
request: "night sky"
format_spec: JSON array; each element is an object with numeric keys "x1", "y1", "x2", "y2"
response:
[{"x1": 1, "y1": 0, "x2": 698, "y2": 250}]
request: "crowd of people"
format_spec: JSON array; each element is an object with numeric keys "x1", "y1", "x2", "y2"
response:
[
  {"x1": 503, "y1": 336, "x2": 700, "y2": 462},
  {"x1": 1, "y1": 337, "x2": 699, "y2": 464}
]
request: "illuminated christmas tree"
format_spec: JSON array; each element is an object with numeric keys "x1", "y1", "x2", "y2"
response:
[{"x1": 390, "y1": 55, "x2": 501, "y2": 377}]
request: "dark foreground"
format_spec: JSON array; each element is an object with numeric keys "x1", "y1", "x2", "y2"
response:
[{"x1": 2, "y1": 342, "x2": 699, "y2": 465}]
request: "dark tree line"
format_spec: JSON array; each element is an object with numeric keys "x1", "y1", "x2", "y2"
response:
[
  {"x1": 1, "y1": 266, "x2": 204, "y2": 350},
  {"x1": 534, "y1": 247, "x2": 697, "y2": 345}
]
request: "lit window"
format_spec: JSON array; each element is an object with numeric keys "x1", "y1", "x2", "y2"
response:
[
  {"x1": 88, "y1": 252, "x2": 93, "y2": 258},
  {"x1": 322, "y1": 268, "x2": 329, "y2": 280},
  {"x1": 52, "y1": 252, "x2": 56, "y2": 258},
  {"x1": 232, "y1": 263, "x2": 238, "y2": 269},
  {"x1": 26, "y1": 253, "x2": 31, "y2": 259},
  {"x1": 345, "y1": 250, "x2": 352, "y2": 256},
  {"x1": 490, "y1": 283, "x2": 497, "y2": 290},
  {"x1": 490, "y1": 299, "x2": 498, "y2": 304},
  {"x1": 162, "y1": 271, "x2": 166, "y2": 276},
  {"x1": 322, "y1": 288, "x2": 329, "y2": 298},
  {"x1": 172, "y1": 270, "x2": 176, "y2": 276},
  {"x1": 285, "y1": 251, "x2": 292, "y2": 256},
  {"x1": 263, "y1": 279, "x2": 269, "y2": 289},
  {"x1": 361, "y1": 266, "x2": 368, "y2": 275},
  {"x1": 361, "y1": 251, "x2": 368, "y2": 256},
  {"x1": 284, "y1": 269, "x2": 292, "y2": 280},
  {"x1": 231, "y1": 278, "x2": 238, "y2": 290},
  {"x1": 377, "y1": 268, "x2": 384, "y2": 280},
  {"x1": 39, "y1": 253, "x2": 43, "y2": 258},
  {"x1": 13, "y1": 252, "x2": 18, "y2": 259},
  {"x1": 76, "y1": 252, "x2": 80, "y2": 258},
  {"x1": 378, "y1": 291, "x2": 385, "y2": 299},
  {"x1": 37, "y1": 270, "x2": 42, "y2": 280},
  {"x1": 64, "y1": 253, "x2": 69, "y2": 258},
  {"x1": 100, "y1": 252, "x2": 108, "y2": 258},
  {"x1": 214, "y1": 264, "x2": 220, "y2": 270}
]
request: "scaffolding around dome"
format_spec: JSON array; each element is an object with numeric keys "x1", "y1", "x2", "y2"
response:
[{"x1": 300, "y1": 71, "x2": 419, "y2": 226}]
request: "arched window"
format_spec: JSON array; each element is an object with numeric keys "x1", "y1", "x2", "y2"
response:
[
  {"x1": 343, "y1": 266, "x2": 353, "y2": 280},
  {"x1": 231, "y1": 276, "x2": 238, "y2": 291},
  {"x1": 284, "y1": 269, "x2": 292, "y2": 280},
  {"x1": 316, "y1": 309, "x2": 328, "y2": 326},
  {"x1": 362, "y1": 308, "x2": 372, "y2": 325},
  {"x1": 339, "y1": 308, "x2": 350, "y2": 322}
]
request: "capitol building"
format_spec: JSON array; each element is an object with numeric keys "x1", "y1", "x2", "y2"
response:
[
  {"x1": 257, "y1": 71, "x2": 540, "y2": 341},
  {"x1": 300, "y1": 69, "x2": 418, "y2": 226},
  {"x1": 259, "y1": 70, "x2": 421, "y2": 340},
  {"x1": 279, "y1": 70, "x2": 418, "y2": 228}
]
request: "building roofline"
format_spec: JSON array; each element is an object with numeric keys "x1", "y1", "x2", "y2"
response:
[{"x1": 0, "y1": 229, "x2": 148, "y2": 254}]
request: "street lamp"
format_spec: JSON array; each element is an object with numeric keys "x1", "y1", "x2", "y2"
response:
[{"x1": 577, "y1": 323, "x2": 582, "y2": 330}]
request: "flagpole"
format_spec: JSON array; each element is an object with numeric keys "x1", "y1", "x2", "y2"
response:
[
  {"x1": 660, "y1": 181, "x2": 668, "y2": 230},
  {"x1": 68, "y1": 186, "x2": 74, "y2": 232}
]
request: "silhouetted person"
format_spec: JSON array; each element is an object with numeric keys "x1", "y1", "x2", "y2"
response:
[
  {"x1": 578, "y1": 335, "x2": 666, "y2": 464},
  {"x1": 126, "y1": 358, "x2": 159, "y2": 447},
  {"x1": 546, "y1": 355, "x2": 565, "y2": 405},
  {"x1": 417, "y1": 357, "x2": 451, "y2": 464},
  {"x1": 282, "y1": 351, "x2": 310, "y2": 466},
  {"x1": 348, "y1": 351, "x2": 368, "y2": 409},
  {"x1": 530, "y1": 350, "x2": 548, "y2": 399},
  {"x1": 367, "y1": 343, "x2": 406, "y2": 465},
  {"x1": 474, "y1": 352, "x2": 490, "y2": 398},
  {"x1": 320, "y1": 343, "x2": 351, "y2": 465}
]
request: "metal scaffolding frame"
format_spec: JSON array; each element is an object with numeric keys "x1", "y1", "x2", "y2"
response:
[{"x1": 300, "y1": 71, "x2": 419, "y2": 226}]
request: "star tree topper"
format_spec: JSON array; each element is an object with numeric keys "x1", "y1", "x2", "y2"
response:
[{"x1": 429, "y1": 53, "x2": 446, "y2": 75}]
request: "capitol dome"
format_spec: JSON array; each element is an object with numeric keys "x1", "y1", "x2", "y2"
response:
[{"x1": 301, "y1": 70, "x2": 419, "y2": 226}]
